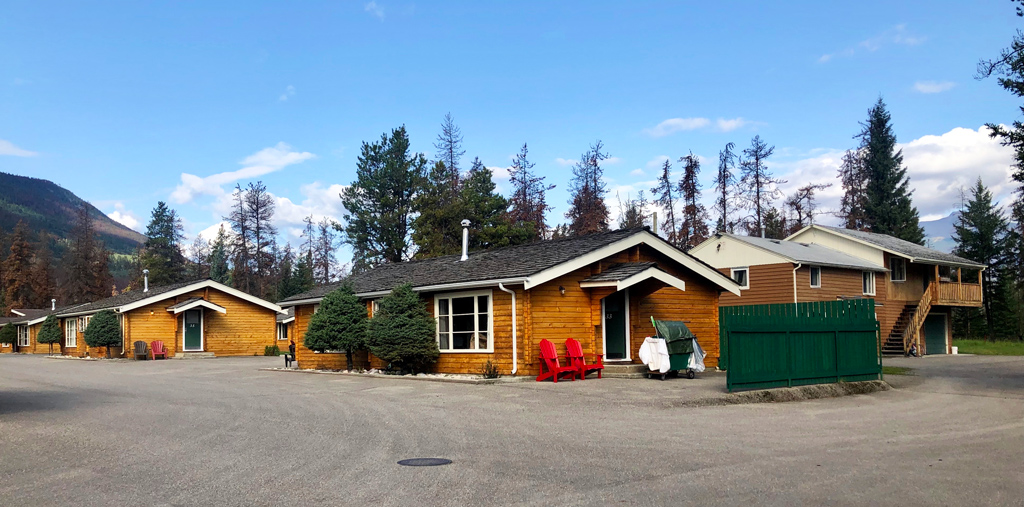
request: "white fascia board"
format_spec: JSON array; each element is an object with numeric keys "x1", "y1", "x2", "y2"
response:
[
  {"x1": 10, "y1": 310, "x2": 25, "y2": 317},
  {"x1": 791, "y1": 225, "x2": 908, "y2": 260},
  {"x1": 283, "y1": 278, "x2": 529, "y2": 305},
  {"x1": 279, "y1": 317, "x2": 295, "y2": 324},
  {"x1": 117, "y1": 280, "x2": 283, "y2": 314},
  {"x1": 525, "y1": 230, "x2": 740, "y2": 296},
  {"x1": 578, "y1": 268, "x2": 686, "y2": 293},
  {"x1": 168, "y1": 299, "x2": 227, "y2": 314}
]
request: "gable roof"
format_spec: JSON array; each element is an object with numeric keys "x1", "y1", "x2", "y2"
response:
[
  {"x1": 281, "y1": 228, "x2": 740, "y2": 304},
  {"x1": 580, "y1": 262, "x2": 658, "y2": 282},
  {"x1": 716, "y1": 233, "x2": 887, "y2": 272},
  {"x1": 9, "y1": 309, "x2": 49, "y2": 319},
  {"x1": 792, "y1": 225, "x2": 986, "y2": 269},
  {"x1": 53, "y1": 279, "x2": 284, "y2": 317}
]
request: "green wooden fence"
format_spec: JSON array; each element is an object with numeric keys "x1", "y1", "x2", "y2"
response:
[{"x1": 720, "y1": 300, "x2": 882, "y2": 392}]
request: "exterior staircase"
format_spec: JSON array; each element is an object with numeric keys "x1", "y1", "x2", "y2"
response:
[{"x1": 883, "y1": 305, "x2": 916, "y2": 356}]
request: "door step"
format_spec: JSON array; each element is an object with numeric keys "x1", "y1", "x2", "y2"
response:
[
  {"x1": 174, "y1": 352, "x2": 215, "y2": 359},
  {"x1": 602, "y1": 363, "x2": 649, "y2": 378}
]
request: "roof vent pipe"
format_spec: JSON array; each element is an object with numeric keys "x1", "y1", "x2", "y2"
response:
[
  {"x1": 51, "y1": 299, "x2": 56, "y2": 311},
  {"x1": 460, "y1": 219, "x2": 470, "y2": 261},
  {"x1": 143, "y1": 269, "x2": 150, "y2": 293}
]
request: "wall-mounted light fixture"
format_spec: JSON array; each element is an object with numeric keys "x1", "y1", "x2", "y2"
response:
[{"x1": 558, "y1": 285, "x2": 565, "y2": 295}]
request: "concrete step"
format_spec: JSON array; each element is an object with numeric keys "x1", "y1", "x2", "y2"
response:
[
  {"x1": 602, "y1": 363, "x2": 650, "y2": 379},
  {"x1": 174, "y1": 352, "x2": 216, "y2": 359}
]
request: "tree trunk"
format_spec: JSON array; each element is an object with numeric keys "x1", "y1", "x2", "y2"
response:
[{"x1": 346, "y1": 351, "x2": 354, "y2": 372}]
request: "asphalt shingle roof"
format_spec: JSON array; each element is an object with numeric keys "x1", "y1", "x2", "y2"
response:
[
  {"x1": 11, "y1": 309, "x2": 50, "y2": 320},
  {"x1": 276, "y1": 307, "x2": 293, "y2": 323},
  {"x1": 56, "y1": 279, "x2": 204, "y2": 316},
  {"x1": 723, "y1": 234, "x2": 888, "y2": 271},
  {"x1": 818, "y1": 226, "x2": 986, "y2": 268},
  {"x1": 581, "y1": 262, "x2": 658, "y2": 282},
  {"x1": 281, "y1": 228, "x2": 646, "y2": 303}
]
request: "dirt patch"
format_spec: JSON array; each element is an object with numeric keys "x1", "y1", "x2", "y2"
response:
[{"x1": 665, "y1": 380, "x2": 892, "y2": 408}]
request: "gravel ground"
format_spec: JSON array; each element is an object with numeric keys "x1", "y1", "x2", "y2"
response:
[{"x1": 1, "y1": 354, "x2": 1022, "y2": 506}]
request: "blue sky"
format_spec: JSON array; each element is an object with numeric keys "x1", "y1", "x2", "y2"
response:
[{"x1": 1, "y1": 1, "x2": 1021, "y2": 256}]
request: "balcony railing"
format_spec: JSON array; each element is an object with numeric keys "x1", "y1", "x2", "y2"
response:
[{"x1": 933, "y1": 281, "x2": 983, "y2": 306}]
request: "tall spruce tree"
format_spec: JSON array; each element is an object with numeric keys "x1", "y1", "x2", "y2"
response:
[
  {"x1": 208, "y1": 225, "x2": 231, "y2": 284},
  {"x1": 141, "y1": 201, "x2": 186, "y2": 286},
  {"x1": 565, "y1": 140, "x2": 611, "y2": 236},
  {"x1": 953, "y1": 179, "x2": 1010, "y2": 339},
  {"x1": 739, "y1": 135, "x2": 784, "y2": 238},
  {"x1": 678, "y1": 151, "x2": 709, "y2": 250},
  {"x1": 412, "y1": 161, "x2": 465, "y2": 258},
  {"x1": 226, "y1": 185, "x2": 253, "y2": 293},
  {"x1": 36, "y1": 315, "x2": 61, "y2": 355},
  {"x1": 341, "y1": 126, "x2": 427, "y2": 272},
  {"x1": 651, "y1": 159, "x2": 680, "y2": 245},
  {"x1": 31, "y1": 231, "x2": 56, "y2": 308},
  {"x1": 713, "y1": 142, "x2": 738, "y2": 233},
  {"x1": 314, "y1": 218, "x2": 340, "y2": 284},
  {"x1": 858, "y1": 98, "x2": 925, "y2": 244},
  {"x1": 506, "y1": 143, "x2": 554, "y2": 241},
  {"x1": 433, "y1": 112, "x2": 464, "y2": 187}
]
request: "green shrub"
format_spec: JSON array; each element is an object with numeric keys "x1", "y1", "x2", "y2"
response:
[
  {"x1": 36, "y1": 315, "x2": 62, "y2": 355},
  {"x1": 264, "y1": 345, "x2": 281, "y2": 356},
  {"x1": 304, "y1": 283, "x2": 368, "y2": 371},
  {"x1": 0, "y1": 323, "x2": 15, "y2": 346},
  {"x1": 366, "y1": 283, "x2": 439, "y2": 373},
  {"x1": 83, "y1": 310, "x2": 122, "y2": 358},
  {"x1": 480, "y1": 359, "x2": 500, "y2": 379}
]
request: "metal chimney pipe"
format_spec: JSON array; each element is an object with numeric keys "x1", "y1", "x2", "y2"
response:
[
  {"x1": 51, "y1": 299, "x2": 56, "y2": 311},
  {"x1": 460, "y1": 219, "x2": 470, "y2": 261},
  {"x1": 143, "y1": 269, "x2": 149, "y2": 292}
]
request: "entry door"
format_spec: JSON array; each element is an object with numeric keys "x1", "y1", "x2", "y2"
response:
[
  {"x1": 923, "y1": 314, "x2": 947, "y2": 355},
  {"x1": 603, "y1": 291, "x2": 628, "y2": 360},
  {"x1": 184, "y1": 310, "x2": 202, "y2": 351}
]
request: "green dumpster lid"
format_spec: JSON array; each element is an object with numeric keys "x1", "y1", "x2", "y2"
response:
[{"x1": 651, "y1": 317, "x2": 696, "y2": 342}]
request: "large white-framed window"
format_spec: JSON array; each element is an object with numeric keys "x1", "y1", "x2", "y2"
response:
[
  {"x1": 64, "y1": 318, "x2": 78, "y2": 347},
  {"x1": 863, "y1": 271, "x2": 876, "y2": 296},
  {"x1": 18, "y1": 325, "x2": 30, "y2": 347},
  {"x1": 809, "y1": 266, "x2": 821, "y2": 288},
  {"x1": 730, "y1": 267, "x2": 749, "y2": 290},
  {"x1": 277, "y1": 323, "x2": 289, "y2": 341},
  {"x1": 434, "y1": 290, "x2": 493, "y2": 353},
  {"x1": 890, "y1": 257, "x2": 906, "y2": 282}
]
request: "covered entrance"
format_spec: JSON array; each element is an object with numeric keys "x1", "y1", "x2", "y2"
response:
[
  {"x1": 602, "y1": 291, "x2": 629, "y2": 360},
  {"x1": 184, "y1": 309, "x2": 203, "y2": 351},
  {"x1": 923, "y1": 313, "x2": 948, "y2": 355}
]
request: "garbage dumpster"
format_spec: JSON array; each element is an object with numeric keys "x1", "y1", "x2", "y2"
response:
[{"x1": 647, "y1": 317, "x2": 706, "y2": 380}]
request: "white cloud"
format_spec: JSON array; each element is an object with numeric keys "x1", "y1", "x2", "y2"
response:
[
  {"x1": 193, "y1": 221, "x2": 233, "y2": 243},
  {"x1": 0, "y1": 139, "x2": 38, "y2": 157},
  {"x1": 913, "y1": 81, "x2": 955, "y2": 94},
  {"x1": 279, "y1": 85, "x2": 295, "y2": 101},
  {"x1": 275, "y1": 181, "x2": 349, "y2": 236},
  {"x1": 646, "y1": 155, "x2": 671, "y2": 169},
  {"x1": 630, "y1": 168, "x2": 645, "y2": 176},
  {"x1": 170, "y1": 142, "x2": 316, "y2": 204},
  {"x1": 716, "y1": 118, "x2": 749, "y2": 132},
  {"x1": 555, "y1": 158, "x2": 576, "y2": 167},
  {"x1": 364, "y1": 1, "x2": 384, "y2": 20},
  {"x1": 819, "y1": 24, "x2": 925, "y2": 63},
  {"x1": 642, "y1": 117, "x2": 710, "y2": 138},
  {"x1": 107, "y1": 210, "x2": 140, "y2": 231},
  {"x1": 488, "y1": 165, "x2": 511, "y2": 180}
]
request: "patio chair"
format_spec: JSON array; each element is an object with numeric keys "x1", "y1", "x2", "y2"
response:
[
  {"x1": 565, "y1": 338, "x2": 603, "y2": 380},
  {"x1": 133, "y1": 341, "x2": 148, "y2": 360},
  {"x1": 151, "y1": 340, "x2": 167, "y2": 360},
  {"x1": 536, "y1": 339, "x2": 578, "y2": 383}
]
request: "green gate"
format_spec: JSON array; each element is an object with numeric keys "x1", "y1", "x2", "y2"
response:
[{"x1": 720, "y1": 300, "x2": 882, "y2": 392}]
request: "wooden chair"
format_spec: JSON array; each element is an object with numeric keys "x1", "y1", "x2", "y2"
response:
[
  {"x1": 565, "y1": 337, "x2": 604, "y2": 380},
  {"x1": 536, "y1": 339, "x2": 578, "y2": 383},
  {"x1": 133, "y1": 341, "x2": 148, "y2": 360},
  {"x1": 151, "y1": 340, "x2": 167, "y2": 360}
]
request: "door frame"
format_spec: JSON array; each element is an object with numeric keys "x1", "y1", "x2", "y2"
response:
[
  {"x1": 600, "y1": 289, "x2": 631, "y2": 361},
  {"x1": 924, "y1": 312, "x2": 948, "y2": 355},
  {"x1": 182, "y1": 308, "x2": 204, "y2": 352}
]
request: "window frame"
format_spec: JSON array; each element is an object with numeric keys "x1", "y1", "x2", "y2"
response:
[
  {"x1": 730, "y1": 267, "x2": 750, "y2": 290},
  {"x1": 65, "y1": 318, "x2": 78, "y2": 347},
  {"x1": 433, "y1": 289, "x2": 494, "y2": 354},
  {"x1": 18, "y1": 325, "x2": 30, "y2": 347},
  {"x1": 890, "y1": 257, "x2": 907, "y2": 283},
  {"x1": 277, "y1": 323, "x2": 289, "y2": 341},
  {"x1": 862, "y1": 271, "x2": 876, "y2": 296},
  {"x1": 78, "y1": 315, "x2": 91, "y2": 332},
  {"x1": 809, "y1": 266, "x2": 821, "y2": 288}
]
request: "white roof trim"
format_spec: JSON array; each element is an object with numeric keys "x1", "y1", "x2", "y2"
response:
[
  {"x1": 168, "y1": 299, "x2": 227, "y2": 314},
  {"x1": 279, "y1": 317, "x2": 295, "y2": 324},
  {"x1": 116, "y1": 280, "x2": 283, "y2": 314},
  {"x1": 10, "y1": 310, "x2": 25, "y2": 317},
  {"x1": 525, "y1": 230, "x2": 740, "y2": 295},
  {"x1": 786, "y1": 225, "x2": 909, "y2": 259},
  {"x1": 284, "y1": 278, "x2": 530, "y2": 306},
  {"x1": 579, "y1": 267, "x2": 686, "y2": 293}
]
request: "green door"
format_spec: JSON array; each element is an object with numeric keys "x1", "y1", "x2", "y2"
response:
[
  {"x1": 923, "y1": 314, "x2": 947, "y2": 355},
  {"x1": 604, "y1": 291, "x2": 627, "y2": 360},
  {"x1": 184, "y1": 310, "x2": 202, "y2": 351}
]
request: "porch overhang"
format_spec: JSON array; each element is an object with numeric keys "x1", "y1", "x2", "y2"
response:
[
  {"x1": 579, "y1": 265, "x2": 686, "y2": 293},
  {"x1": 166, "y1": 298, "x2": 227, "y2": 315}
]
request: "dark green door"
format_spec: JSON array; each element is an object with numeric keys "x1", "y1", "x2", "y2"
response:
[
  {"x1": 184, "y1": 310, "x2": 202, "y2": 351},
  {"x1": 923, "y1": 314, "x2": 947, "y2": 355},
  {"x1": 604, "y1": 291, "x2": 627, "y2": 360}
]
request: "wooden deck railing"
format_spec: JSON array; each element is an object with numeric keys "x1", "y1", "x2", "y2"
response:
[
  {"x1": 933, "y1": 282, "x2": 983, "y2": 306},
  {"x1": 905, "y1": 282, "x2": 933, "y2": 355}
]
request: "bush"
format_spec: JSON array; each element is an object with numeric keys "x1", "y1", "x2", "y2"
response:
[
  {"x1": 36, "y1": 315, "x2": 62, "y2": 355},
  {"x1": 0, "y1": 323, "x2": 15, "y2": 346},
  {"x1": 83, "y1": 310, "x2": 122, "y2": 358},
  {"x1": 366, "y1": 283, "x2": 439, "y2": 373},
  {"x1": 304, "y1": 283, "x2": 368, "y2": 371},
  {"x1": 264, "y1": 345, "x2": 281, "y2": 356},
  {"x1": 480, "y1": 359, "x2": 501, "y2": 379}
]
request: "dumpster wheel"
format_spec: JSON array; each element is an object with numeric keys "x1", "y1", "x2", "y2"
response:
[{"x1": 686, "y1": 370, "x2": 695, "y2": 379}]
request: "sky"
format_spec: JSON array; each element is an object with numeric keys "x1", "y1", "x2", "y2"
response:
[{"x1": 1, "y1": 1, "x2": 1021, "y2": 258}]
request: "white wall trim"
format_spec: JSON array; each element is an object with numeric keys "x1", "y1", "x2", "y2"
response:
[{"x1": 167, "y1": 299, "x2": 227, "y2": 314}]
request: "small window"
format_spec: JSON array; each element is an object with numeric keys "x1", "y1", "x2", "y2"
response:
[
  {"x1": 890, "y1": 257, "x2": 906, "y2": 282},
  {"x1": 809, "y1": 266, "x2": 821, "y2": 288},
  {"x1": 65, "y1": 319, "x2": 78, "y2": 347},
  {"x1": 78, "y1": 315, "x2": 91, "y2": 332},
  {"x1": 313, "y1": 304, "x2": 321, "y2": 314},
  {"x1": 371, "y1": 300, "x2": 380, "y2": 317},
  {"x1": 730, "y1": 268, "x2": 749, "y2": 290},
  {"x1": 277, "y1": 323, "x2": 289, "y2": 341},
  {"x1": 863, "y1": 271, "x2": 876, "y2": 296}
]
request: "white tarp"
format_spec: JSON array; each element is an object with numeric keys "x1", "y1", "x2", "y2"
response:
[
  {"x1": 688, "y1": 339, "x2": 706, "y2": 373},
  {"x1": 638, "y1": 337, "x2": 671, "y2": 373}
]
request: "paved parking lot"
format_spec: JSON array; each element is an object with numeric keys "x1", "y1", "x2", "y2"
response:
[{"x1": 1, "y1": 354, "x2": 1023, "y2": 506}]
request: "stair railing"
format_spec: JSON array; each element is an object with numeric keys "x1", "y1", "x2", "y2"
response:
[{"x1": 904, "y1": 282, "x2": 933, "y2": 355}]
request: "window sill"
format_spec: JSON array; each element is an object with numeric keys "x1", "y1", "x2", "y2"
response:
[{"x1": 439, "y1": 350, "x2": 495, "y2": 354}]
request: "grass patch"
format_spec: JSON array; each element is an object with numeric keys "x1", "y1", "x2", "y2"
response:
[
  {"x1": 882, "y1": 366, "x2": 913, "y2": 376},
  {"x1": 953, "y1": 339, "x2": 1024, "y2": 356}
]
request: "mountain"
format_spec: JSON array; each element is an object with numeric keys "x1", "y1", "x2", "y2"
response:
[
  {"x1": 0, "y1": 171, "x2": 146, "y2": 254},
  {"x1": 921, "y1": 212, "x2": 958, "y2": 254}
]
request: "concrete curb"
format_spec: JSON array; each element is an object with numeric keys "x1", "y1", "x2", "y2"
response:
[
  {"x1": 663, "y1": 380, "x2": 893, "y2": 408},
  {"x1": 258, "y1": 367, "x2": 534, "y2": 385}
]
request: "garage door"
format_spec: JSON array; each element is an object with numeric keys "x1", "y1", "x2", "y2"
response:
[{"x1": 923, "y1": 314, "x2": 947, "y2": 355}]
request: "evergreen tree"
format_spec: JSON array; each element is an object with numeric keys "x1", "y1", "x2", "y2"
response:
[
  {"x1": 618, "y1": 191, "x2": 649, "y2": 230},
  {"x1": 315, "y1": 218, "x2": 340, "y2": 284},
  {"x1": 433, "y1": 112, "x2": 465, "y2": 187},
  {"x1": 506, "y1": 143, "x2": 554, "y2": 241},
  {"x1": 294, "y1": 252, "x2": 315, "y2": 292},
  {"x1": 226, "y1": 185, "x2": 253, "y2": 293},
  {"x1": 303, "y1": 284, "x2": 368, "y2": 371},
  {"x1": 63, "y1": 204, "x2": 112, "y2": 304},
  {"x1": 650, "y1": 160, "x2": 680, "y2": 245},
  {"x1": 762, "y1": 207, "x2": 789, "y2": 240},
  {"x1": 713, "y1": 142, "x2": 738, "y2": 233},
  {"x1": 36, "y1": 314, "x2": 61, "y2": 355},
  {"x1": 784, "y1": 183, "x2": 832, "y2": 235},
  {"x1": 366, "y1": 283, "x2": 439, "y2": 373},
  {"x1": 275, "y1": 244, "x2": 300, "y2": 302},
  {"x1": 953, "y1": 179, "x2": 1011, "y2": 339},
  {"x1": 2, "y1": 221, "x2": 36, "y2": 312},
  {"x1": 677, "y1": 152, "x2": 709, "y2": 250},
  {"x1": 859, "y1": 98, "x2": 925, "y2": 244},
  {"x1": 0, "y1": 322, "x2": 15, "y2": 346},
  {"x1": 141, "y1": 201, "x2": 185, "y2": 285},
  {"x1": 245, "y1": 181, "x2": 277, "y2": 298},
  {"x1": 739, "y1": 135, "x2": 785, "y2": 238},
  {"x1": 186, "y1": 235, "x2": 210, "y2": 280},
  {"x1": 341, "y1": 126, "x2": 427, "y2": 271},
  {"x1": 30, "y1": 231, "x2": 56, "y2": 308},
  {"x1": 838, "y1": 149, "x2": 870, "y2": 230},
  {"x1": 565, "y1": 140, "x2": 611, "y2": 236},
  {"x1": 412, "y1": 161, "x2": 465, "y2": 258},
  {"x1": 83, "y1": 309, "x2": 121, "y2": 358},
  {"x1": 208, "y1": 225, "x2": 231, "y2": 285},
  {"x1": 462, "y1": 158, "x2": 531, "y2": 249}
]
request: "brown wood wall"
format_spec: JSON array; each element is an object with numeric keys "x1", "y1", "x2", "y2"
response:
[{"x1": 718, "y1": 263, "x2": 796, "y2": 306}]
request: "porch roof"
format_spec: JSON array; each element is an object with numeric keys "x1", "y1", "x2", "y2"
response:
[
  {"x1": 579, "y1": 263, "x2": 688, "y2": 292},
  {"x1": 166, "y1": 297, "x2": 227, "y2": 314}
]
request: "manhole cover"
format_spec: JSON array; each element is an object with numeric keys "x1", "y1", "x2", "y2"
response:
[{"x1": 397, "y1": 458, "x2": 452, "y2": 467}]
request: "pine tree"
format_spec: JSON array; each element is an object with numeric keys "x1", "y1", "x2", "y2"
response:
[
  {"x1": 462, "y1": 158, "x2": 532, "y2": 249},
  {"x1": 36, "y1": 315, "x2": 61, "y2": 355},
  {"x1": 762, "y1": 207, "x2": 788, "y2": 240},
  {"x1": 208, "y1": 225, "x2": 231, "y2": 285},
  {"x1": 63, "y1": 204, "x2": 112, "y2": 304},
  {"x1": 226, "y1": 185, "x2": 253, "y2": 293},
  {"x1": 245, "y1": 181, "x2": 277, "y2": 298},
  {"x1": 838, "y1": 149, "x2": 870, "y2": 230},
  {"x1": 341, "y1": 126, "x2": 427, "y2": 271},
  {"x1": 677, "y1": 152, "x2": 709, "y2": 250},
  {"x1": 618, "y1": 191, "x2": 649, "y2": 230},
  {"x1": 30, "y1": 231, "x2": 56, "y2": 308},
  {"x1": 713, "y1": 142, "x2": 738, "y2": 233},
  {"x1": 506, "y1": 143, "x2": 554, "y2": 241},
  {"x1": 365, "y1": 283, "x2": 438, "y2": 373},
  {"x1": 83, "y1": 309, "x2": 121, "y2": 358},
  {"x1": 141, "y1": 201, "x2": 186, "y2": 286},
  {"x1": 303, "y1": 284, "x2": 368, "y2": 371},
  {"x1": 274, "y1": 244, "x2": 299, "y2": 302},
  {"x1": 953, "y1": 179, "x2": 1011, "y2": 339},
  {"x1": 186, "y1": 235, "x2": 210, "y2": 280},
  {"x1": 0, "y1": 323, "x2": 15, "y2": 347},
  {"x1": 739, "y1": 135, "x2": 785, "y2": 238},
  {"x1": 651, "y1": 160, "x2": 680, "y2": 245},
  {"x1": 412, "y1": 161, "x2": 465, "y2": 258},
  {"x1": 433, "y1": 112, "x2": 465, "y2": 188},
  {"x1": 784, "y1": 183, "x2": 832, "y2": 235},
  {"x1": 566, "y1": 140, "x2": 611, "y2": 236},
  {"x1": 314, "y1": 218, "x2": 340, "y2": 284},
  {"x1": 859, "y1": 98, "x2": 925, "y2": 244},
  {"x1": 293, "y1": 252, "x2": 315, "y2": 292},
  {"x1": 2, "y1": 221, "x2": 36, "y2": 312}
]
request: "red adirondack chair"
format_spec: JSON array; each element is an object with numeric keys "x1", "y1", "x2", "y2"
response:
[
  {"x1": 536, "y1": 339, "x2": 578, "y2": 383},
  {"x1": 151, "y1": 340, "x2": 167, "y2": 360},
  {"x1": 565, "y1": 337, "x2": 604, "y2": 380}
]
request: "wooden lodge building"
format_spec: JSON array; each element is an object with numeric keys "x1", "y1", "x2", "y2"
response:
[
  {"x1": 690, "y1": 225, "x2": 986, "y2": 356},
  {"x1": 278, "y1": 227, "x2": 741, "y2": 376},
  {"x1": 1, "y1": 279, "x2": 284, "y2": 358}
]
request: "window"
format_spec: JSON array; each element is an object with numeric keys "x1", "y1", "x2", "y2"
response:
[
  {"x1": 78, "y1": 315, "x2": 91, "y2": 332},
  {"x1": 435, "y1": 290, "x2": 492, "y2": 352},
  {"x1": 277, "y1": 323, "x2": 289, "y2": 341},
  {"x1": 65, "y1": 318, "x2": 78, "y2": 347},
  {"x1": 809, "y1": 266, "x2": 821, "y2": 288},
  {"x1": 730, "y1": 268, "x2": 749, "y2": 290},
  {"x1": 313, "y1": 304, "x2": 321, "y2": 314},
  {"x1": 890, "y1": 257, "x2": 906, "y2": 282},
  {"x1": 371, "y1": 300, "x2": 381, "y2": 317},
  {"x1": 18, "y1": 325, "x2": 29, "y2": 347},
  {"x1": 862, "y1": 271, "x2": 876, "y2": 296}
]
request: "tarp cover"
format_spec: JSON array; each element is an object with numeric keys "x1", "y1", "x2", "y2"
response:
[{"x1": 652, "y1": 317, "x2": 696, "y2": 355}]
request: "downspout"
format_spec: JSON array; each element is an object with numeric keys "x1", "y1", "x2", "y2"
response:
[
  {"x1": 498, "y1": 283, "x2": 518, "y2": 375},
  {"x1": 792, "y1": 263, "x2": 802, "y2": 304}
]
